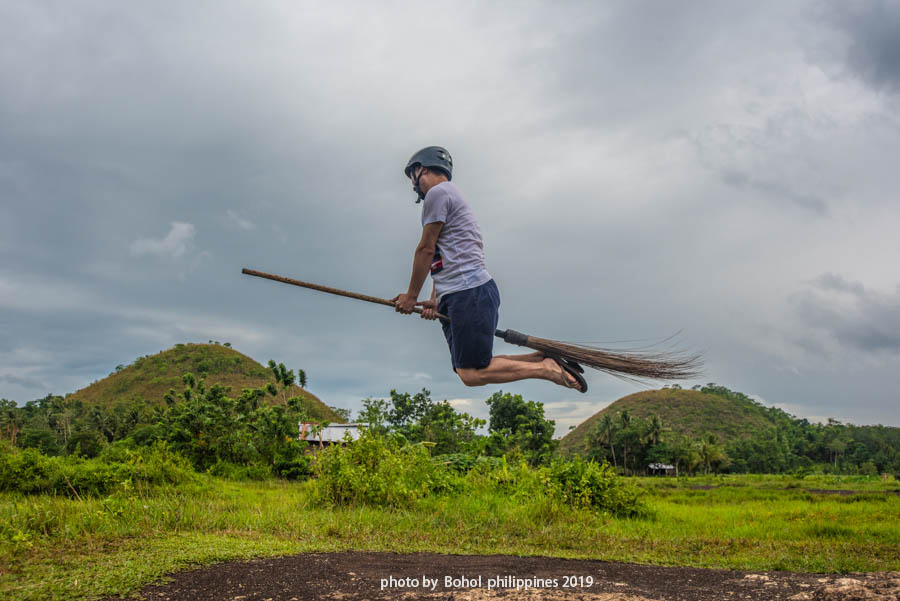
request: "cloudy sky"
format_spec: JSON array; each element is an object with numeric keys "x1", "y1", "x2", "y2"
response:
[{"x1": 2, "y1": 1, "x2": 899, "y2": 433}]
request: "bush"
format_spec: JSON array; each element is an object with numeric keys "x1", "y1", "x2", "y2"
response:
[
  {"x1": 313, "y1": 430, "x2": 460, "y2": 507},
  {"x1": 308, "y1": 434, "x2": 643, "y2": 516},
  {"x1": 466, "y1": 455, "x2": 546, "y2": 499},
  {"x1": 272, "y1": 440, "x2": 313, "y2": 480},
  {"x1": 273, "y1": 456, "x2": 313, "y2": 480},
  {"x1": 0, "y1": 441, "x2": 197, "y2": 496},
  {"x1": 435, "y1": 453, "x2": 477, "y2": 473},
  {"x1": 547, "y1": 457, "x2": 645, "y2": 516}
]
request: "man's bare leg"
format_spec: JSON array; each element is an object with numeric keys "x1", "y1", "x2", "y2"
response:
[
  {"x1": 492, "y1": 351, "x2": 544, "y2": 363},
  {"x1": 456, "y1": 356, "x2": 580, "y2": 389}
]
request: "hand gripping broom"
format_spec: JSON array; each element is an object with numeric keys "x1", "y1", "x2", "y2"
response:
[{"x1": 241, "y1": 268, "x2": 702, "y2": 383}]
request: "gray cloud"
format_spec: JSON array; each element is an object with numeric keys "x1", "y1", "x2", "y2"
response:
[
  {"x1": 822, "y1": 1, "x2": 900, "y2": 93},
  {"x1": 0, "y1": 373, "x2": 49, "y2": 390},
  {"x1": 791, "y1": 273, "x2": 900, "y2": 355}
]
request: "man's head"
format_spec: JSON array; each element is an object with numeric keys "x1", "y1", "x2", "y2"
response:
[{"x1": 404, "y1": 146, "x2": 453, "y2": 203}]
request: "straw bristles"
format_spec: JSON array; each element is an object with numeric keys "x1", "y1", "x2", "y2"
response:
[{"x1": 523, "y1": 335, "x2": 703, "y2": 384}]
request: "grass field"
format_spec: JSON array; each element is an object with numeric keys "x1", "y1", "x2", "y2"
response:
[{"x1": 2, "y1": 474, "x2": 898, "y2": 601}]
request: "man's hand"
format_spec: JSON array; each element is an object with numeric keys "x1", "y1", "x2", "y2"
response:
[
  {"x1": 391, "y1": 293, "x2": 417, "y2": 314},
  {"x1": 418, "y1": 299, "x2": 438, "y2": 320}
]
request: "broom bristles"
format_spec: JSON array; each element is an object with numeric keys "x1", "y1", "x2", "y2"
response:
[{"x1": 523, "y1": 335, "x2": 704, "y2": 385}]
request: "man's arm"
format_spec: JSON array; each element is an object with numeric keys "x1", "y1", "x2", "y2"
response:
[{"x1": 393, "y1": 222, "x2": 443, "y2": 313}]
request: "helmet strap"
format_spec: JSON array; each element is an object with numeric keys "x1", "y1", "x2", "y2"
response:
[{"x1": 413, "y1": 167, "x2": 426, "y2": 203}]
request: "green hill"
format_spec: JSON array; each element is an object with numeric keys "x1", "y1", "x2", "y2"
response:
[
  {"x1": 68, "y1": 343, "x2": 341, "y2": 422},
  {"x1": 560, "y1": 387, "x2": 773, "y2": 455}
]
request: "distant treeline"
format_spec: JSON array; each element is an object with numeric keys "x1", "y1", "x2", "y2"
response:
[
  {"x1": 0, "y1": 362, "x2": 323, "y2": 480},
  {"x1": 580, "y1": 385, "x2": 900, "y2": 476},
  {"x1": 0, "y1": 357, "x2": 558, "y2": 479},
  {"x1": 2, "y1": 373, "x2": 898, "y2": 477}
]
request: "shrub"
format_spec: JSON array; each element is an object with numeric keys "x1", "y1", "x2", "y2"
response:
[
  {"x1": 313, "y1": 430, "x2": 460, "y2": 507},
  {"x1": 435, "y1": 453, "x2": 477, "y2": 473},
  {"x1": 271, "y1": 440, "x2": 313, "y2": 480},
  {"x1": 546, "y1": 456, "x2": 645, "y2": 516},
  {"x1": 273, "y1": 456, "x2": 313, "y2": 480},
  {"x1": 0, "y1": 441, "x2": 197, "y2": 496},
  {"x1": 466, "y1": 455, "x2": 546, "y2": 500},
  {"x1": 308, "y1": 434, "x2": 643, "y2": 516}
]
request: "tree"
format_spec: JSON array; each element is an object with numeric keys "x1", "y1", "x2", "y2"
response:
[
  {"x1": 88, "y1": 406, "x2": 115, "y2": 442},
  {"x1": 585, "y1": 413, "x2": 617, "y2": 467},
  {"x1": 388, "y1": 389, "x2": 432, "y2": 430},
  {"x1": 617, "y1": 411, "x2": 632, "y2": 474},
  {"x1": 420, "y1": 401, "x2": 485, "y2": 455},
  {"x1": 306, "y1": 420, "x2": 330, "y2": 449},
  {"x1": 485, "y1": 391, "x2": 556, "y2": 465},
  {"x1": 268, "y1": 360, "x2": 295, "y2": 404},
  {"x1": 695, "y1": 434, "x2": 730, "y2": 474},
  {"x1": 646, "y1": 414, "x2": 667, "y2": 446},
  {"x1": 0, "y1": 399, "x2": 21, "y2": 446},
  {"x1": 330, "y1": 406, "x2": 352, "y2": 422},
  {"x1": 19, "y1": 428, "x2": 61, "y2": 455},
  {"x1": 358, "y1": 397, "x2": 390, "y2": 436},
  {"x1": 47, "y1": 396, "x2": 78, "y2": 446},
  {"x1": 601, "y1": 413, "x2": 617, "y2": 467},
  {"x1": 66, "y1": 431, "x2": 104, "y2": 458},
  {"x1": 297, "y1": 369, "x2": 307, "y2": 389}
]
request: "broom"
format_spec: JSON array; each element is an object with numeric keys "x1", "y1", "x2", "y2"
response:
[{"x1": 241, "y1": 268, "x2": 703, "y2": 383}]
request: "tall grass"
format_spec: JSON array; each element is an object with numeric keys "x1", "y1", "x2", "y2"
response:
[{"x1": 2, "y1": 447, "x2": 899, "y2": 600}]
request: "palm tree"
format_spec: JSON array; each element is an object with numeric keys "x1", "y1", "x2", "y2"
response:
[
  {"x1": 647, "y1": 414, "x2": 666, "y2": 446},
  {"x1": 618, "y1": 410, "x2": 631, "y2": 474},
  {"x1": 48, "y1": 396, "x2": 76, "y2": 446},
  {"x1": 600, "y1": 413, "x2": 617, "y2": 467},
  {"x1": 696, "y1": 434, "x2": 728, "y2": 474},
  {"x1": 0, "y1": 399, "x2": 21, "y2": 446},
  {"x1": 297, "y1": 369, "x2": 307, "y2": 389}
]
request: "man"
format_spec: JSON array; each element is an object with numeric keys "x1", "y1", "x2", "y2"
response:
[{"x1": 392, "y1": 146, "x2": 586, "y2": 393}]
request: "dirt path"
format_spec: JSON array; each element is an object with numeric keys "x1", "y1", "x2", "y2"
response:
[{"x1": 99, "y1": 552, "x2": 900, "y2": 601}]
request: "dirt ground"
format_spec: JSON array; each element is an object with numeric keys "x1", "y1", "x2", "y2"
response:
[{"x1": 99, "y1": 552, "x2": 900, "y2": 601}]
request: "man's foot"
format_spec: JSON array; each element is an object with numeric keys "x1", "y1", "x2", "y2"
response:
[
  {"x1": 544, "y1": 357, "x2": 588, "y2": 393},
  {"x1": 543, "y1": 352, "x2": 584, "y2": 374}
]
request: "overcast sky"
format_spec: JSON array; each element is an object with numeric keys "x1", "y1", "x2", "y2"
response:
[{"x1": 2, "y1": 1, "x2": 899, "y2": 434}]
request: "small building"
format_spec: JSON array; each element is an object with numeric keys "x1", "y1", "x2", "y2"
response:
[
  {"x1": 299, "y1": 422, "x2": 363, "y2": 446},
  {"x1": 647, "y1": 462, "x2": 675, "y2": 476}
]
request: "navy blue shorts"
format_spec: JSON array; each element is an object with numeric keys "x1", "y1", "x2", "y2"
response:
[{"x1": 438, "y1": 279, "x2": 500, "y2": 371}]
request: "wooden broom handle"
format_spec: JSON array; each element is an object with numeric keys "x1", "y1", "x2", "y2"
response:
[{"x1": 241, "y1": 268, "x2": 449, "y2": 321}]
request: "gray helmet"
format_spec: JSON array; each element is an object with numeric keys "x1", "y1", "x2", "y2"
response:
[{"x1": 404, "y1": 146, "x2": 453, "y2": 180}]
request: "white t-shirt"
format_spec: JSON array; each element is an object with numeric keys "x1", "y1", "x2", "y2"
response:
[{"x1": 421, "y1": 181, "x2": 492, "y2": 299}]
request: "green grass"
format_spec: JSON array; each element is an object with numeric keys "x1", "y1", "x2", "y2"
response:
[
  {"x1": 633, "y1": 473, "x2": 900, "y2": 492},
  {"x1": 2, "y1": 475, "x2": 898, "y2": 601}
]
